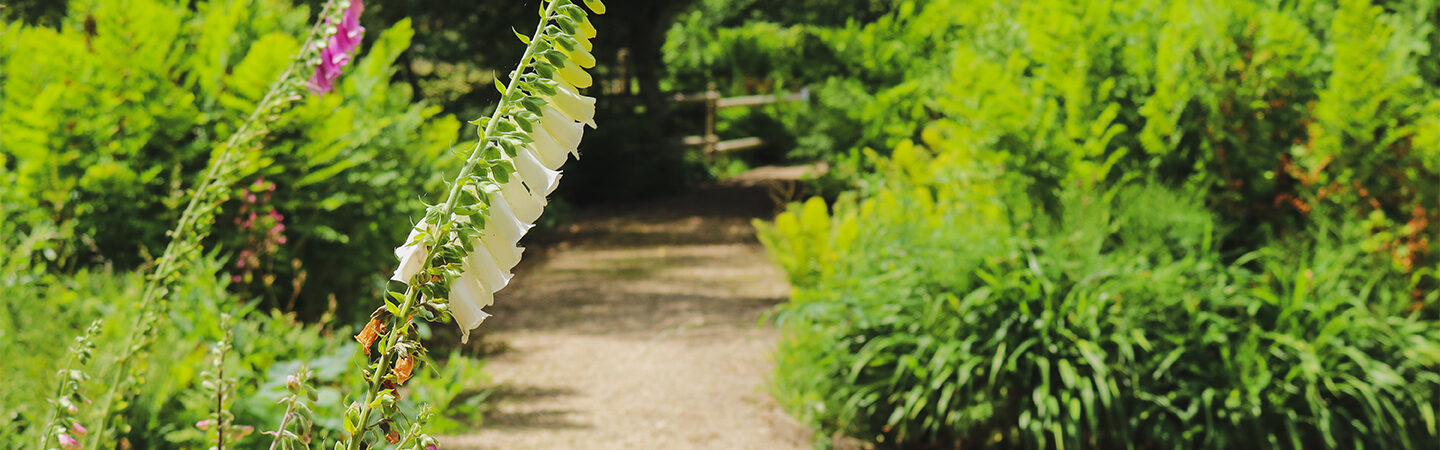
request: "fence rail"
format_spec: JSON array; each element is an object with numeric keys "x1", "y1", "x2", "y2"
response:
[{"x1": 672, "y1": 83, "x2": 810, "y2": 159}]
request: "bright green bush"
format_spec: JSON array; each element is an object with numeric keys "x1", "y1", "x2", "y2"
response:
[
  {"x1": 760, "y1": 150, "x2": 1440, "y2": 446},
  {"x1": 0, "y1": 0, "x2": 460, "y2": 315}
]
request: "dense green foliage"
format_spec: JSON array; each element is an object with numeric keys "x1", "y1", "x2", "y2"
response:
[
  {"x1": 0, "y1": 0, "x2": 488, "y2": 446},
  {"x1": 677, "y1": 0, "x2": 1437, "y2": 248},
  {"x1": 0, "y1": 237, "x2": 485, "y2": 447},
  {"x1": 739, "y1": 0, "x2": 1440, "y2": 447},
  {"x1": 1, "y1": 0, "x2": 460, "y2": 316},
  {"x1": 761, "y1": 170, "x2": 1439, "y2": 447}
]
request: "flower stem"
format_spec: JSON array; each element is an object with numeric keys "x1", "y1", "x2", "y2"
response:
[
  {"x1": 87, "y1": 1, "x2": 341, "y2": 447},
  {"x1": 266, "y1": 401, "x2": 298, "y2": 450},
  {"x1": 37, "y1": 351, "x2": 76, "y2": 449},
  {"x1": 342, "y1": 2, "x2": 560, "y2": 448}
]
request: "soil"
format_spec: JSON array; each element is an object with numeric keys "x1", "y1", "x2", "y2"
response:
[{"x1": 439, "y1": 165, "x2": 824, "y2": 449}]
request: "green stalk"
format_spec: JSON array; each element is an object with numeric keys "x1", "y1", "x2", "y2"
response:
[
  {"x1": 86, "y1": 2, "x2": 340, "y2": 446},
  {"x1": 342, "y1": 3, "x2": 560, "y2": 448},
  {"x1": 265, "y1": 404, "x2": 296, "y2": 450},
  {"x1": 37, "y1": 351, "x2": 76, "y2": 448}
]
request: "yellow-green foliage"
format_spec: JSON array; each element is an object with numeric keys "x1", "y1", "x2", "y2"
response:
[
  {"x1": 683, "y1": 0, "x2": 1438, "y2": 259},
  {"x1": 1, "y1": 0, "x2": 460, "y2": 311}
]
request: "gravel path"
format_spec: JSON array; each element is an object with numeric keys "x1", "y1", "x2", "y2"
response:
[{"x1": 440, "y1": 169, "x2": 818, "y2": 449}]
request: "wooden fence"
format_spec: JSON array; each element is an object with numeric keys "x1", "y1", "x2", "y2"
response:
[{"x1": 670, "y1": 83, "x2": 810, "y2": 160}]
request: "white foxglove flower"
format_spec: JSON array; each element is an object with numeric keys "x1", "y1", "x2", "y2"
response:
[
  {"x1": 464, "y1": 246, "x2": 513, "y2": 292},
  {"x1": 558, "y1": 58, "x2": 593, "y2": 89},
  {"x1": 543, "y1": 83, "x2": 597, "y2": 128},
  {"x1": 561, "y1": 44, "x2": 596, "y2": 69},
  {"x1": 479, "y1": 226, "x2": 524, "y2": 272},
  {"x1": 575, "y1": 33, "x2": 593, "y2": 52},
  {"x1": 541, "y1": 106, "x2": 585, "y2": 157},
  {"x1": 390, "y1": 220, "x2": 430, "y2": 283},
  {"x1": 497, "y1": 177, "x2": 546, "y2": 223},
  {"x1": 528, "y1": 127, "x2": 573, "y2": 170},
  {"x1": 578, "y1": 14, "x2": 598, "y2": 39},
  {"x1": 512, "y1": 147, "x2": 563, "y2": 195},
  {"x1": 400, "y1": 1, "x2": 606, "y2": 345},
  {"x1": 448, "y1": 272, "x2": 493, "y2": 343},
  {"x1": 482, "y1": 183, "x2": 534, "y2": 242}
]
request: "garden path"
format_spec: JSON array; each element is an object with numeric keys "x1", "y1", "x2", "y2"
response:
[{"x1": 440, "y1": 165, "x2": 823, "y2": 449}]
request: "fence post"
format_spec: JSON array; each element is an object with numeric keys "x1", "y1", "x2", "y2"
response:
[{"x1": 704, "y1": 82, "x2": 718, "y2": 163}]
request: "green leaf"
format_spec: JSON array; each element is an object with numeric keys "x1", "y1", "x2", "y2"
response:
[{"x1": 512, "y1": 27, "x2": 531, "y2": 44}]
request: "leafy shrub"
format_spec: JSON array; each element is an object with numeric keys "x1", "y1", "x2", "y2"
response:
[
  {"x1": 0, "y1": 0, "x2": 460, "y2": 316},
  {"x1": 684, "y1": 0, "x2": 1439, "y2": 267},
  {"x1": 760, "y1": 158, "x2": 1440, "y2": 446},
  {"x1": 0, "y1": 0, "x2": 490, "y2": 446}
]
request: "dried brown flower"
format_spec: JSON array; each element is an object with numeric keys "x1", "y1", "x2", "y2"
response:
[
  {"x1": 354, "y1": 318, "x2": 385, "y2": 355},
  {"x1": 393, "y1": 354, "x2": 415, "y2": 385}
]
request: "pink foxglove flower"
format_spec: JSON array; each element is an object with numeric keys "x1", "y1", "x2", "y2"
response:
[
  {"x1": 58, "y1": 433, "x2": 80, "y2": 450},
  {"x1": 70, "y1": 423, "x2": 88, "y2": 437},
  {"x1": 306, "y1": 0, "x2": 365, "y2": 94}
]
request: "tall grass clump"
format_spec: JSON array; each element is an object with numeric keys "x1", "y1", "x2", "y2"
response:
[{"x1": 760, "y1": 142, "x2": 1440, "y2": 447}]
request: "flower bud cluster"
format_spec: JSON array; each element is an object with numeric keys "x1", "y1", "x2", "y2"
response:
[{"x1": 263, "y1": 367, "x2": 320, "y2": 450}]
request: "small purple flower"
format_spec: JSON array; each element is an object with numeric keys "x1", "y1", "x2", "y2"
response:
[
  {"x1": 70, "y1": 423, "x2": 88, "y2": 437},
  {"x1": 307, "y1": 0, "x2": 366, "y2": 94}
]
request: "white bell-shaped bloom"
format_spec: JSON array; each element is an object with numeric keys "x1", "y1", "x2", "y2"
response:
[
  {"x1": 391, "y1": 220, "x2": 431, "y2": 283},
  {"x1": 512, "y1": 147, "x2": 563, "y2": 195},
  {"x1": 543, "y1": 83, "x2": 597, "y2": 128},
  {"x1": 562, "y1": 43, "x2": 595, "y2": 69},
  {"x1": 497, "y1": 177, "x2": 545, "y2": 223},
  {"x1": 481, "y1": 184, "x2": 533, "y2": 242},
  {"x1": 558, "y1": 58, "x2": 593, "y2": 89},
  {"x1": 464, "y1": 245, "x2": 513, "y2": 292},
  {"x1": 479, "y1": 227, "x2": 524, "y2": 272},
  {"x1": 579, "y1": 15, "x2": 598, "y2": 39},
  {"x1": 541, "y1": 106, "x2": 584, "y2": 158},
  {"x1": 576, "y1": 33, "x2": 593, "y2": 52},
  {"x1": 448, "y1": 271, "x2": 493, "y2": 343},
  {"x1": 528, "y1": 128, "x2": 572, "y2": 170}
]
